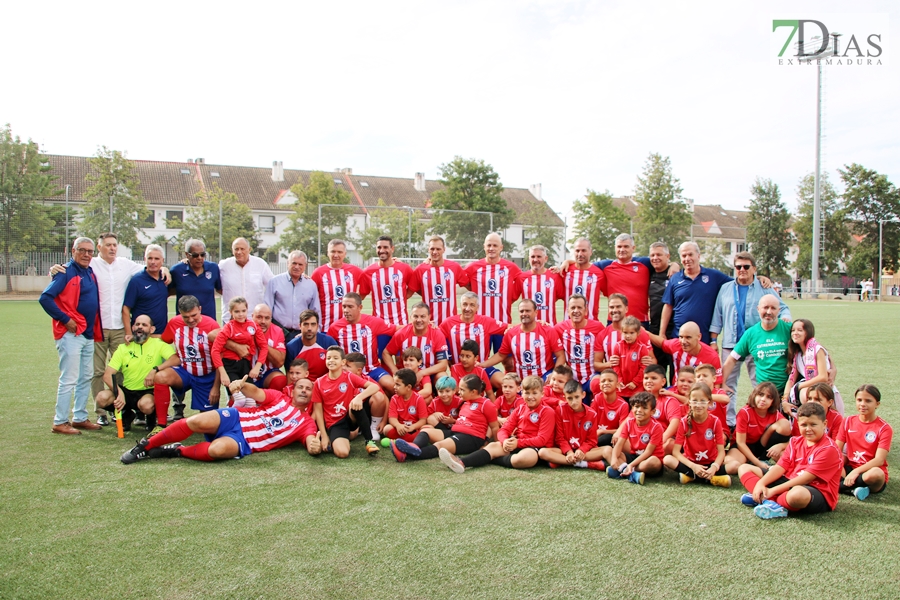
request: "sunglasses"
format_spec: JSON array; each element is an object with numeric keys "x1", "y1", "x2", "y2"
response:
[
  {"x1": 188, "y1": 252, "x2": 207, "y2": 258},
  {"x1": 734, "y1": 264, "x2": 753, "y2": 270}
]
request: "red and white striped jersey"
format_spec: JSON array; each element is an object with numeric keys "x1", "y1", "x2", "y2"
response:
[
  {"x1": 328, "y1": 314, "x2": 396, "y2": 372},
  {"x1": 310, "y1": 264, "x2": 364, "y2": 333},
  {"x1": 440, "y1": 315, "x2": 507, "y2": 363},
  {"x1": 518, "y1": 270, "x2": 565, "y2": 325},
  {"x1": 564, "y1": 265, "x2": 606, "y2": 321},
  {"x1": 161, "y1": 315, "x2": 218, "y2": 377},
  {"x1": 359, "y1": 261, "x2": 418, "y2": 327},
  {"x1": 414, "y1": 260, "x2": 468, "y2": 326},
  {"x1": 261, "y1": 325, "x2": 286, "y2": 370},
  {"x1": 384, "y1": 324, "x2": 449, "y2": 368},
  {"x1": 555, "y1": 318, "x2": 605, "y2": 384},
  {"x1": 237, "y1": 389, "x2": 318, "y2": 453},
  {"x1": 600, "y1": 324, "x2": 651, "y2": 360},
  {"x1": 498, "y1": 323, "x2": 563, "y2": 379},
  {"x1": 464, "y1": 259, "x2": 521, "y2": 324},
  {"x1": 662, "y1": 338, "x2": 721, "y2": 384}
]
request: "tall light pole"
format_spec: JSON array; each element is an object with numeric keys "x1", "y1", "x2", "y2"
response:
[{"x1": 64, "y1": 185, "x2": 71, "y2": 257}]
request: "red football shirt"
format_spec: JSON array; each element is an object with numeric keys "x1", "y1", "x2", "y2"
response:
[
  {"x1": 359, "y1": 261, "x2": 418, "y2": 326},
  {"x1": 600, "y1": 324, "x2": 650, "y2": 362},
  {"x1": 599, "y1": 260, "x2": 651, "y2": 322},
  {"x1": 498, "y1": 323, "x2": 562, "y2": 379},
  {"x1": 777, "y1": 434, "x2": 843, "y2": 510},
  {"x1": 675, "y1": 414, "x2": 725, "y2": 464},
  {"x1": 465, "y1": 259, "x2": 521, "y2": 324},
  {"x1": 161, "y1": 314, "x2": 218, "y2": 377},
  {"x1": 451, "y1": 397, "x2": 498, "y2": 439},
  {"x1": 310, "y1": 264, "x2": 364, "y2": 333},
  {"x1": 518, "y1": 270, "x2": 565, "y2": 325},
  {"x1": 328, "y1": 314, "x2": 396, "y2": 372},
  {"x1": 837, "y1": 415, "x2": 893, "y2": 481},
  {"x1": 384, "y1": 324, "x2": 449, "y2": 369},
  {"x1": 612, "y1": 339, "x2": 652, "y2": 392},
  {"x1": 311, "y1": 371, "x2": 371, "y2": 429},
  {"x1": 388, "y1": 391, "x2": 428, "y2": 427},
  {"x1": 414, "y1": 260, "x2": 468, "y2": 326},
  {"x1": 592, "y1": 395, "x2": 631, "y2": 432},
  {"x1": 428, "y1": 394, "x2": 464, "y2": 418},
  {"x1": 791, "y1": 409, "x2": 844, "y2": 440},
  {"x1": 620, "y1": 417, "x2": 665, "y2": 460},
  {"x1": 440, "y1": 315, "x2": 507, "y2": 363},
  {"x1": 211, "y1": 319, "x2": 268, "y2": 367},
  {"x1": 555, "y1": 318, "x2": 604, "y2": 384},
  {"x1": 449, "y1": 363, "x2": 492, "y2": 393},
  {"x1": 735, "y1": 405, "x2": 786, "y2": 445},
  {"x1": 261, "y1": 325, "x2": 286, "y2": 370},
  {"x1": 498, "y1": 403, "x2": 556, "y2": 449},
  {"x1": 564, "y1": 265, "x2": 606, "y2": 321},
  {"x1": 495, "y1": 394, "x2": 524, "y2": 419},
  {"x1": 555, "y1": 403, "x2": 599, "y2": 454},
  {"x1": 238, "y1": 389, "x2": 318, "y2": 452},
  {"x1": 662, "y1": 339, "x2": 722, "y2": 384}
]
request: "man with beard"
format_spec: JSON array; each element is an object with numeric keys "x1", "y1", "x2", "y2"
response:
[
  {"x1": 480, "y1": 299, "x2": 565, "y2": 380},
  {"x1": 554, "y1": 294, "x2": 604, "y2": 398},
  {"x1": 440, "y1": 291, "x2": 508, "y2": 390},
  {"x1": 414, "y1": 235, "x2": 469, "y2": 327},
  {"x1": 285, "y1": 309, "x2": 339, "y2": 382},
  {"x1": 518, "y1": 245, "x2": 565, "y2": 325},
  {"x1": 359, "y1": 236, "x2": 418, "y2": 327}
]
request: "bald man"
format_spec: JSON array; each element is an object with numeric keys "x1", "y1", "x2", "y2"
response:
[
  {"x1": 721, "y1": 295, "x2": 793, "y2": 396},
  {"x1": 464, "y1": 233, "x2": 522, "y2": 324},
  {"x1": 650, "y1": 321, "x2": 721, "y2": 385},
  {"x1": 241, "y1": 304, "x2": 286, "y2": 389}
]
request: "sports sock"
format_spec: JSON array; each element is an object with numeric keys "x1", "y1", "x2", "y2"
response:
[
  {"x1": 740, "y1": 471, "x2": 760, "y2": 492},
  {"x1": 413, "y1": 431, "x2": 430, "y2": 447},
  {"x1": 352, "y1": 408, "x2": 373, "y2": 442},
  {"x1": 268, "y1": 374, "x2": 287, "y2": 391},
  {"x1": 179, "y1": 442, "x2": 214, "y2": 462},
  {"x1": 775, "y1": 495, "x2": 795, "y2": 511},
  {"x1": 154, "y1": 384, "x2": 171, "y2": 428},
  {"x1": 145, "y1": 419, "x2": 193, "y2": 450},
  {"x1": 574, "y1": 460, "x2": 587, "y2": 468},
  {"x1": 370, "y1": 416, "x2": 384, "y2": 431},
  {"x1": 462, "y1": 449, "x2": 492, "y2": 468},
  {"x1": 413, "y1": 445, "x2": 439, "y2": 460}
]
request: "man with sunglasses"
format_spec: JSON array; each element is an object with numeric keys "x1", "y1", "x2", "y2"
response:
[
  {"x1": 169, "y1": 239, "x2": 222, "y2": 322},
  {"x1": 710, "y1": 252, "x2": 790, "y2": 427}
]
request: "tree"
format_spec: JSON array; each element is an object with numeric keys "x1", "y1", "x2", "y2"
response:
[
  {"x1": 697, "y1": 238, "x2": 731, "y2": 273},
  {"x1": 570, "y1": 189, "x2": 631, "y2": 259},
  {"x1": 0, "y1": 124, "x2": 60, "y2": 291},
  {"x1": 350, "y1": 200, "x2": 427, "y2": 262},
  {"x1": 427, "y1": 156, "x2": 513, "y2": 259},
  {"x1": 792, "y1": 172, "x2": 850, "y2": 278},
  {"x1": 81, "y1": 146, "x2": 149, "y2": 249},
  {"x1": 521, "y1": 202, "x2": 565, "y2": 263},
  {"x1": 633, "y1": 153, "x2": 692, "y2": 253},
  {"x1": 745, "y1": 177, "x2": 792, "y2": 277},
  {"x1": 274, "y1": 171, "x2": 354, "y2": 263},
  {"x1": 177, "y1": 183, "x2": 260, "y2": 261},
  {"x1": 839, "y1": 163, "x2": 900, "y2": 279}
]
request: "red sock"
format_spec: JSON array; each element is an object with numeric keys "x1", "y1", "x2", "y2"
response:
[
  {"x1": 145, "y1": 419, "x2": 193, "y2": 450},
  {"x1": 776, "y1": 494, "x2": 795, "y2": 511},
  {"x1": 268, "y1": 374, "x2": 287, "y2": 390},
  {"x1": 154, "y1": 384, "x2": 171, "y2": 427},
  {"x1": 740, "y1": 472, "x2": 760, "y2": 492},
  {"x1": 179, "y1": 442, "x2": 214, "y2": 462}
]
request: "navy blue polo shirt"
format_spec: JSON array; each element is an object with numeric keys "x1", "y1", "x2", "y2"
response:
[
  {"x1": 123, "y1": 269, "x2": 169, "y2": 330},
  {"x1": 661, "y1": 266, "x2": 732, "y2": 344},
  {"x1": 169, "y1": 261, "x2": 222, "y2": 321}
]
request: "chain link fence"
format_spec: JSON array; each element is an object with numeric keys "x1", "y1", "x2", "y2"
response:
[{"x1": 1, "y1": 195, "x2": 74, "y2": 293}]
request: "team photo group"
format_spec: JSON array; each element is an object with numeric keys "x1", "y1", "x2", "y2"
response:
[{"x1": 41, "y1": 229, "x2": 892, "y2": 522}]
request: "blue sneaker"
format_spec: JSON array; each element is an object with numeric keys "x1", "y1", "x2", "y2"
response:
[
  {"x1": 740, "y1": 493, "x2": 759, "y2": 507},
  {"x1": 606, "y1": 466, "x2": 622, "y2": 479},
  {"x1": 754, "y1": 499, "x2": 789, "y2": 519},
  {"x1": 394, "y1": 439, "x2": 421, "y2": 457},
  {"x1": 853, "y1": 486, "x2": 870, "y2": 501},
  {"x1": 628, "y1": 471, "x2": 645, "y2": 485}
]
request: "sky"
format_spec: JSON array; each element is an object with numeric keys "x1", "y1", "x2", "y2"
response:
[{"x1": 1, "y1": 1, "x2": 896, "y2": 221}]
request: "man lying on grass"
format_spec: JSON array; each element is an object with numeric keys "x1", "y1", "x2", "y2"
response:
[{"x1": 121, "y1": 377, "x2": 321, "y2": 463}]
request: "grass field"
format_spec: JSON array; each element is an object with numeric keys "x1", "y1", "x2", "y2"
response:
[{"x1": 1, "y1": 298, "x2": 899, "y2": 600}]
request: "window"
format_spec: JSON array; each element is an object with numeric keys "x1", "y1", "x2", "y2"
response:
[
  {"x1": 180, "y1": 168, "x2": 191, "y2": 174},
  {"x1": 210, "y1": 172, "x2": 220, "y2": 177},
  {"x1": 333, "y1": 179, "x2": 343, "y2": 184},
  {"x1": 259, "y1": 215, "x2": 275, "y2": 233},
  {"x1": 142, "y1": 210, "x2": 156, "y2": 227},
  {"x1": 166, "y1": 210, "x2": 184, "y2": 229},
  {"x1": 736, "y1": 243, "x2": 747, "y2": 253},
  {"x1": 360, "y1": 182, "x2": 369, "y2": 187},
  {"x1": 724, "y1": 241, "x2": 732, "y2": 254}
]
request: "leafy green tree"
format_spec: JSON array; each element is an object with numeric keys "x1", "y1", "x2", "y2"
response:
[
  {"x1": 81, "y1": 146, "x2": 149, "y2": 249},
  {"x1": 570, "y1": 189, "x2": 631, "y2": 259},
  {"x1": 274, "y1": 171, "x2": 354, "y2": 262},
  {"x1": 350, "y1": 200, "x2": 427, "y2": 263},
  {"x1": 792, "y1": 172, "x2": 849, "y2": 278},
  {"x1": 633, "y1": 153, "x2": 692, "y2": 253},
  {"x1": 746, "y1": 177, "x2": 792, "y2": 277},
  {"x1": 177, "y1": 182, "x2": 260, "y2": 261},
  {"x1": 0, "y1": 124, "x2": 60, "y2": 291},
  {"x1": 697, "y1": 238, "x2": 731, "y2": 273},
  {"x1": 428, "y1": 156, "x2": 512, "y2": 259},
  {"x1": 839, "y1": 163, "x2": 900, "y2": 279},
  {"x1": 520, "y1": 203, "x2": 565, "y2": 263}
]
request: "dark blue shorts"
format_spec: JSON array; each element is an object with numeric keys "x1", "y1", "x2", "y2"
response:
[
  {"x1": 485, "y1": 366, "x2": 500, "y2": 379},
  {"x1": 172, "y1": 367, "x2": 218, "y2": 411},
  {"x1": 251, "y1": 368, "x2": 282, "y2": 388},
  {"x1": 367, "y1": 366, "x2": 390, "y2": 383},
  {"x1": 206, "y1": 407, "x2": 252, "y2": 458}
]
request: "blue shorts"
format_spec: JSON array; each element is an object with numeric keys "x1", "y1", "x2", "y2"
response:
[
  {"x1": 251, "y1": 368, "x2": 283, "y2": 388},
  {"x1": 485, "y1": 366, "x2": 500, "y2": 379},
  {"x1": 541, "y1": 369, "x2": 553, "y2": 381},
  {"x1": 581, "y1": 380, "x2": 594, "y2": 406},
  {"x1": 367, "y1": 367, "x2": 390, "y2": 383},
  {"x1": 172, "y1": 367, "x2": 218, "y2": 411},
  {"x1": 205, "y1": 407, "x2": 252, "y2": 458}
]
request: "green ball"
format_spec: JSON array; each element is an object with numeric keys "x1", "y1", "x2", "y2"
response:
[{"x1": 380, "y1": 437, "x2": 391, "y2": 448}]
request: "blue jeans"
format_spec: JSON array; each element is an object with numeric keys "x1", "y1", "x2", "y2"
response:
[
  {"x1": 55, "y1": 332, "x2": 94, "y2": 425},
  {"x1": 721, "y1": 348, "x2": 757, "y2": 427}
]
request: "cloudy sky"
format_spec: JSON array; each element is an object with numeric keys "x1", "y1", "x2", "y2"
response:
[{"x1": 2, "y1": 1, "x2": 895, "y2": 219}]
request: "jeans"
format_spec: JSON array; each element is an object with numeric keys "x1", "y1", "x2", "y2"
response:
[
  {"x1": 721, "y1": 348, "x2": 757, "y2": 427},
  {"x1": 55, "y1": 332, "x2": 94, "y2": 425}
]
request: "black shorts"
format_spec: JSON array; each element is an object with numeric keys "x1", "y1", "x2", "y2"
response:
[
  {"x1": 597, "y1": 433, "x2": 614, "y2": 447},
  {"x1": 122, "y1": 387, "x2": 153, "y2": 411},
  {"x1": 327, "y1": 415, "x2": 355, "y2": 441},
  {"x1": 768, "y1": 476, "x2": 832, "y2": 514},
  {"x1": 222, "y1": 357, "x2": 252, "y2": 383},
  {"x1": 623, "y1": 452, "x2": 663, "y2": 477},
  {"x1": 435, "y1": 423, "x2": 453, "y2": 433},
  {"x1": 447, "y1": 431, "x2": 485, "y2": 455}
]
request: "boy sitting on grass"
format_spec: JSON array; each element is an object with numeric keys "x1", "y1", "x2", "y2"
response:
[
  {"x1": 383, "y1": 368, "x2": 428, "y2": 443},
  {"x1": 605, "y1": 391, "x2": 664, "y2": 485},
  {"x1": 539, "y1": 379, "x2": 605, "y2": 470}
]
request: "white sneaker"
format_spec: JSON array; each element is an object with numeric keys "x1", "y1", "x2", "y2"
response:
[{"x1": 439, "y1": 447, "x2": 465, "y2": 474}]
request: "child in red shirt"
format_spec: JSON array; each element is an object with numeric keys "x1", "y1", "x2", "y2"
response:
[
  {"x1": 383, "y1": 368, "x2": 428, "y2": 443},
  {"x1": 427, "y1": 376, "x2": 464, "y2": 433},
  {"x1": 836, "y1": 384, "x2": 892, "y2": 501},
  {"x1": 539, "y1": 379, "x2": 605, "y2": 470},
  {"x1": 659, "y1": 366, "x2": 695, "y2": 455},
  {"x1": 694, "y1": 363, "x2": 730, "y2": 443},
  {"x1": 606, "y1": 391, "x2": 665, "y2": 484},
  {"x1": 449, "y1": 339, "x2": 494, "y2": 401},
  {"x1": 541, "y1": 365, "x2": 573, "y2": 409},
  {"x1": 663, "y1": 382, "x2": 730, "y2": 488},
  {"x1": 725, "y1": 382, "x2": 792, "y2": 475},
  {"x1": 211, "y1": 297, "x2": 268, "y2": 405},
  {"x1": 589, "y1": 369, "x2": 630, "y2": 448},
  {"x1": 611, "y1": 316, "x2": 653, "y2": 399},
  {"x1": 401, "y1": 347, "x2": 433, "y2": 403},
  {"x1": 495, "y1": 373, "x2": 523, "y2": 425},
  {"x1": 738, "y1": 402, "x2": 843, "y2": 519}
]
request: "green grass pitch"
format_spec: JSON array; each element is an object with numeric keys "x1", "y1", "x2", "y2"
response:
[{"x1": 1, "y1": 298, "x2": 898, "y2": 599}]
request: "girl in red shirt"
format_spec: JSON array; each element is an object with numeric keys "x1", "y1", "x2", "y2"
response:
[
  {"x1": 663, "y1": 382, "x2": 730, "y2": 488},
  {"x1": 211, "y1": 297, "x2": 268, "y2": 405},
  {"x1": 724, "y1": 382, "x2": 791, "y2": 475}
]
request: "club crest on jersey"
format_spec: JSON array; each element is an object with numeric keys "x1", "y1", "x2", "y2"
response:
[
  {"x1": 533, "y1": 339, "x2": 542, "y2": 348},
  {"x1": 632, "y1": 265, "x2": 639, "y2": 272},
  {"x1": 522, "y1": 350, "x2": 535, "y2": 365},
  {"x1": 640, "y1": 433, "x2": 650, "y2": 444},
  {"x1": 434, "y1": 284, "x2": 445, "y2": 298},
  {"x1": 865, "y1": 431, "x2": 877, "y2": 443},
  {"x1": 318, "y1": 352, "x2": 325, "y2": 359},
  {"x1": 574, "y1": 285, "x2": 584, "y2": 295},
  {"x1": 222, "y1": 409, "x2": 231, "y2": 417},
  {"x1": 470, "y1": 402, "x2": 479, "y2": 410},
  {"x1": 472, "y1": 326, "x2": 481, "y2": 334},
  {"x1": 583, "y1": 421, "x2": 592, "y2": 431},
  {"x1": 443, "y1": 271, "x2": 451, "y2": 280},
  {"x1": 335, "y1": 285, "x2": 345, "y2": 298},
  {"x1": 586, "y1": 275, "x2": 594, "y2": 283},
  {"x1": 653, "y1": 408, "x2": 661, "y2": 418},
  {"x1": 529, "y1": 412, "x2": 540, "y2": 423},
  {"x1": 424, "y1": 345, "x2": 432, "y2": 353},
  {"x1": 205, "y1": 272, "x2": 212, "y2": 279},
  {"x1": 248, "y1": 326, "x2": 256, "y2": 335},
  {"x1": 488, "y1": 279, "x2": 498, "y2": 292},
  {"x1": 409, "y1": 406, "x2": 417, "y2": 415},
  {"x1": 607, "y1": 410, "x2": 616, "y2": 420},
  {"x1": 702, "y1": 275, "x2": 709, "y2": 283},
  {"x1": 344, "y1": 274, "x2": 351, "y2": 282},
  {"x1": 584, "y1": 333, "x2": 593, "y2": 342},
  {"x1": 339, "y1": 383, "x2": 348, "y2": 392},
  {"x1": 392, "y1": 273, "x2": 400, "y2": 282},
  {"x1": 383, "y1": 285, "x2": 393, "y2": 298},
  {"x1": 544, "y1": 280, "x2": 551, "y2": 288},
  {"x1": 808, "y1": 455, "x2": 814, "y2": 464},
  {"x1": 705, "y1": 428, "x2": 714, "y2": 440},
  {"x1": 451, "y1": 409, "x2": 458, "y2": 416},
  {"x1": 498, "y1": 269, "x2": 506, "y2": 277},
  {"x1": 349, "y1": 341, "x2": 361, "y2": 353},
  {"x1": 630, "y1": 351, "x2": 638, "y2": 361}
]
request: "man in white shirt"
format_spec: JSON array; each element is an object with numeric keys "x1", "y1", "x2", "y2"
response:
[{"x1": 219, "y1": 237, "x2": 274, "y2": 323}]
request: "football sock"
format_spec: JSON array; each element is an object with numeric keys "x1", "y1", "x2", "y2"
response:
[
  {"x1": 739, "y1": 471, "x2": 759, "y2": 492},
  {"x1": 145, "y1": 419, "x2": 193, "y2": 450},
  {"x1": 154, "y1": 384, "x2": 171, "y2": 428},
  {"x1": 575, "y1": 461, "x2": 587, "y2": 468},
  {"x1": 413, "y1": 431, "x2": 431, "y2": 447},
  {"x1": 463, "y1": 449, "x2": 492, "y2": 468},
  {"x1": 413, "y1": 445, "x2": 439, "y2": 460},
  {"x1": 352, "y1": 408, "x2": 373, "y2": 442},
  {"x1": 370, "y1": 416, "x2": 384, "y2": 431},
  {"x1": 180, "y1": 442, "x2": 214, "y2": 462},
  {"x1": 776, "y1": 495, "x2": 795, "y2": 511},
  {"x1": 268, "y1": 374, "x2": 287, "y2": 391}
]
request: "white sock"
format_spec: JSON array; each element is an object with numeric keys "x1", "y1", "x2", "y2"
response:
[
  {"x1": 574, "y1": 461, "x2": 587, "y2": 468},
  {"x1": 370, "y1": 416, "x2": 383, "y2": 431},
  {"x1": 231, "y1": 392, "x2": 247, "y2": 408}
]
